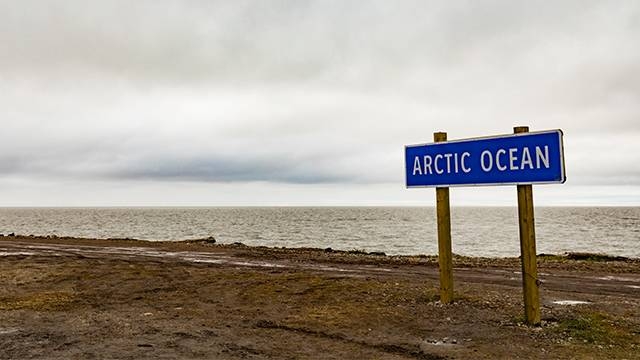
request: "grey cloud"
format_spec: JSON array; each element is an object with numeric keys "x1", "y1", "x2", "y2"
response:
[
  {"x1": 108, "y1": 156, "x2": 349, "y2": 184},
  {"x1": 3, "y1": 1, "x2": 635, "y2": 87},
  {"x1": 0, "y1": 147, "x2": 366, "y2": 185},
  {"x1": 1, "y1": 0, "x2": 639, "y2": 202}
]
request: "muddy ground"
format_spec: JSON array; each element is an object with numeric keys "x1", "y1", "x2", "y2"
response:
[{"x1": 1, "y1": 235, "x2": 639, "y2": 359}]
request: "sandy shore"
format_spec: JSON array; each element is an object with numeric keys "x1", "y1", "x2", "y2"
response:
[{"x1": 1, "y1": 235, "x2": 639, "y2": 359}]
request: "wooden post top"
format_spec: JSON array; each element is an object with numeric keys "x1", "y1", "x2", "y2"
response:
[{"x1": 434, "y1": 132, "x2": 447, "y2": 142}]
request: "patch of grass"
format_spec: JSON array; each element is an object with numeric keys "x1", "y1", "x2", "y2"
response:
[
  {"x1": 560, "y1": 313, "x2": 607, "y2": 343},
  {"x1": 421, "y1": 291, "x2": 473, "y2": 305},
  {"x1": 0, "y1": 291, "x2": 75, "y2": 311},
  {"x1": 418, "y1": 289, "x2": 440, "y2": 303},
  {"x1": 557, "y1": 312, "x2": 632, "y2": 345},
  {"x1": 509, "y1": 315, "x2": 526, "y2": 325},
  {"x1": 260, "y1": 276, "x2": 424, "y2": 328}
]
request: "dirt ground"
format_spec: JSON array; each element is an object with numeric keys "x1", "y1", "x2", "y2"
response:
[{"x1": 1, "y1": 235, "x2": 639, "y2": 359}]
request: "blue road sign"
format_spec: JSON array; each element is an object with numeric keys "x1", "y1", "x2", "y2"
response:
[{"x1": 405, "y1": 130, "x2": 565, "y2": 187}]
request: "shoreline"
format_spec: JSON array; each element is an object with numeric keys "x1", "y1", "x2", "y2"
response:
[
  {"x1": 3, "y1": 232, "x2": 640, "y2": 260},
  {"x1": 2, "y1": 234, "x2": 639, "y2": 272},
  {"x1": 1, "y1": 234, "x2": 639, "y2": 359},
  {"x1": 2, "y1": 206, "x2": 638, "y2": 259}
]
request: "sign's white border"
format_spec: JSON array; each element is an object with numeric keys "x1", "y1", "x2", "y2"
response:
[{"x1": 404, "y1": 129, "x2": 566, "y2": 188}]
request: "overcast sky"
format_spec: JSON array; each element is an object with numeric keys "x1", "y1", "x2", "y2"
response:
[{"x1": 1, "y1": 0, "x2": 639, "y2": 206}]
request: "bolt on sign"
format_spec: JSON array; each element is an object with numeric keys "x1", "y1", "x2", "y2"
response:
[{"x1": 404, "y1": 127, "x2": 566, "y2": 325}]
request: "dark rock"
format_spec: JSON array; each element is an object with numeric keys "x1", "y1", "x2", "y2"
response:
[
  {"x1": 564, "y1": 252, "x2": 629, "y2": 262},
  {"x1": 324, "y1": 247, "x2": 333, "y2": 253},
  {"x1": 181, "y1": 237, "x2": 217, "y2": 245},
  {"x1": 347, "y1": 249, "x2": 367, "y2": 255},
  {"x1": 369, "y1": 251, "x2": 386, "y2": 256},
  {"x1": 204, "y1": 236, "x2": 216, "y2": 244}
]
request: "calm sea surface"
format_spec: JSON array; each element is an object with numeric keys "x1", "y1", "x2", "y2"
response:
[{"x1": 0, "y1": 207, "x2": 638, "y2": 258}]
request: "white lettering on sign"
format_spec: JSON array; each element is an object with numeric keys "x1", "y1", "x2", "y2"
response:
[
  {"x1": 424, "y1": 155, "x2": 433, "y2": 174},
  {"x1": 413, "y1": 146, "x2": 551, "y2": 176},
  {"x1": 536, "y1": 146, "x2": 549, "y2": 169},
  {"x1": 509, "y1": 148, "x2": 519, "y2": 170},
  {"x1": 434, "y1": 154, "x2": 444, "y2": 174},
  {"x1": 481, "y1": 146, "x2": 550, "y2": 172},
  {"x1": 412, "y1": 152, "x2": 472, "y2": 176},
  {"x1": 480, "y1": 150, "x2": 492, "y2": 172},
  {"x1": 413, "y1": 157, "x2": 422, "y2": 175},
  {"x1": 496, "y1": 149, "x2": 507, "y2": 171},
  {"x1": 461, "y1": 152, "x2": 471, "y2": 173},
  {"x1": 521, "y1": 147, "x2": 533, "y2": 169},
  {"x1": 444, "y1": 153, "x2": 452, "y2": 173}
]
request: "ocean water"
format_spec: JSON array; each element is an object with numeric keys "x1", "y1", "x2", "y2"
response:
[{"x1": 0, "y1": 207, "x2": 638, "y2": 258}]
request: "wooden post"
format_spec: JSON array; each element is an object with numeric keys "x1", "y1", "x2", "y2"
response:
[
  {"x1": 514, "y1": 126, "x2": 541, "y2": 325},
  {"x1": 434, "y1": 132, "x2": 454, "y2": 304}
]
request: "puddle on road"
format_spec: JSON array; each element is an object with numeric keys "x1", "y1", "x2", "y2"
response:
[
  {"x1": 0, "y1": 328, "x2": 19, "y2": 335},
  {"x1": 596, "y1": 275, "x2": 639, "y2": 282},
  {"x1": 182, "y1": 257, "x2": 226, "y2": 264},
  {"x1": 552, "y1": 300, "x2": 591, "y2": 305},
  {"x1": 2, "y1": 242, "x2": 304, "y2": 271},
  {"x1": 420, "y1": 338, "x2": 463, "y2": 352},
  {"x1": 0, "y1": 251, "x2": 36, "y2": 256}
]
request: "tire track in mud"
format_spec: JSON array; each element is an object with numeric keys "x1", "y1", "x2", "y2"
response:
[
  {"x1": 2, "y1": 240, "x2": 639, "y2": 300},
  {"x1": 255, "y1": 320, "x2": 445, "y2": 360}
]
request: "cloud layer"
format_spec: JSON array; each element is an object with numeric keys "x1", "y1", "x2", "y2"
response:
[{"x1": 1, "y1": 1, "x2": 639, "y2": 204}]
